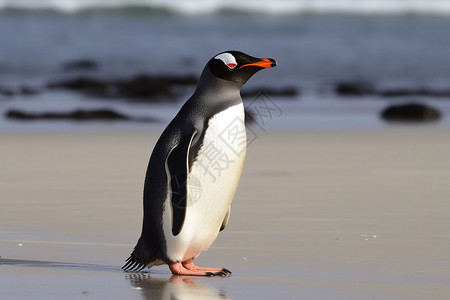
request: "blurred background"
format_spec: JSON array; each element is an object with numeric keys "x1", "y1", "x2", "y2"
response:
[{"x1": 1, "y1": 0, "x2": 450, "y2": 131}]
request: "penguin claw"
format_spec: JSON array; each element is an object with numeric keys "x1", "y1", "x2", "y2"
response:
[
  {"x1": 215, "y1": 270, "x2": 230, "y2": 277},
  {"x1": 221, "y1": 268, "x2": 232, "y2": 275},
  {"x1": 205, "y1": 270, "x2": 231, "y2": 277}
]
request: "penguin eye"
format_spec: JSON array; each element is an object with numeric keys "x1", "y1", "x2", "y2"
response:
[{"x1": 214, "y1": 53, "x2": 238, "y2": 70}]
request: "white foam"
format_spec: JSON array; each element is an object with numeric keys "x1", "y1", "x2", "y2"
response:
[{"x1": 1, "y1": 0, "x2": 450, "y2": 16}]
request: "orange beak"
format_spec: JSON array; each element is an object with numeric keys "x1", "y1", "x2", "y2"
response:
[{"x1": 240, "y1": 58, "x2": 277, "y2": 69}]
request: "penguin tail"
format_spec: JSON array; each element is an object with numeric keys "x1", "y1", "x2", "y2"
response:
[
  {"x1": 122, "y1": 253, "x2": 148, "y2": 272},
  {"x1": 122, "y1": 238, "x2": 164, "y2": 272}
]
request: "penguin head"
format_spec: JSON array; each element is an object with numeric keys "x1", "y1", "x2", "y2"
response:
[{"x1": 208, "y1": 51, "x2": 277, "y2": 85}]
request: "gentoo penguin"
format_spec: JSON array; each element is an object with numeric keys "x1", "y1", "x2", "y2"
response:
[{"x1": 122, "y1": 51, "x2": 277, "y2": 276}]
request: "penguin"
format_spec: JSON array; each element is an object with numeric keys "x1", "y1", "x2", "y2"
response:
[{"x1": 122, "y1": 51, "x2": 277, "y2": 276}]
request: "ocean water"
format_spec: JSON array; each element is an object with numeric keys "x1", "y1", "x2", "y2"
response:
[
  {"x1": 2, "y1": 0, "x2": 450, "y2": 15},
  {"x1": 1, "y1": 1, "x2": 450, "y2": 131}
]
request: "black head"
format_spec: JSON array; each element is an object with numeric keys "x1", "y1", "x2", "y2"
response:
[{"x1": 208, "y1": 50, "x2": 277, "y2": 85}]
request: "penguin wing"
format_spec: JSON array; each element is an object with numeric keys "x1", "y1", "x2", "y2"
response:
[
  {"x1": 220, "y1": 206, "x2": 231, "y2": 231},
  {"x1": 166, "y1": 130, "x2": 198, "y2": 236}
]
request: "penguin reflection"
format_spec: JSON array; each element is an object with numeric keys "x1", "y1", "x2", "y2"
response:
[{"x1": 125, "y1": 273, "x2": 231, "y2": 300}]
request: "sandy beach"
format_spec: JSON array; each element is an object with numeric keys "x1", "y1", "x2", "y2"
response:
[{"x1": 1, "y1": 129, "x2": 450, "y2": 299}]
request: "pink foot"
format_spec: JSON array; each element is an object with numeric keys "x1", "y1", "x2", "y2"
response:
[
  {"x1": 168, "y1": 262, "x2": 210, "y2": 276},
  {"x1": 181, "y1": 258, "x2": 231, "y2": 277},
  {"x1": 169, "y1": 261, "x2": 230, "y2": 277}
]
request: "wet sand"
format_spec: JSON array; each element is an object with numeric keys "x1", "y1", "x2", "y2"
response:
[{"x1": 1, "y1": 129, "x2": 450, "y2": 299}]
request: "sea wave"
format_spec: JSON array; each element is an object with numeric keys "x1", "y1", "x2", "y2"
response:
[{"x1": 1, "y1": 0, "x2": 450, "y2": 16}]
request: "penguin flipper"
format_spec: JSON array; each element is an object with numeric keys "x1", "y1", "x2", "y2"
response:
[
  {"x1": 166, "y1": 130, "x2": 197, "y2": 236},
  {"x1": 220, "y1": 206, "x2": 231, "y2": 231}
]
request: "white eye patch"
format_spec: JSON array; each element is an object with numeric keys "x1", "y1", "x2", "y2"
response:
[{"x1": 214, "y1": 53, "x2": 237, "y2": 69}]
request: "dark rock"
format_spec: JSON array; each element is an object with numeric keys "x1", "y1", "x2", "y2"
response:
[
  {"x1": 47, "y1": 77, "x2": 107, "y2": 91},
  {"x1": 19, "y1": 86, "x2": 39, "y2": 96},
  {"x1": 116, "y1": 75, "x2": 173, "y2": 99},
  {"x1": 335, "y1": 81, "x2": 374, "y2": 96},
  {"x1": 335, "y1": 81, "x2": 450, "y2": 98},
  {"x1": 46, "y1": 74, "x2": 198, "y2": 101},
  {"x1": 63, "y1": 59, "x2": 99, "y2": 71},
  {"x1": 1, "y1": 86, "x2": 39, "y2": 97},
  {"x1": 379, "y1": 88, "x2": 450, "y2": 98},
  {"x1": 162, "y1": 74, "x2": 198, "y2": 86},
  {"x1": 0, "y1": 86, "x2": 15, "y2": 97},
  {"x1": 6, "y1": 109, "x2": 158, "y2": 122},
  {"x1": 241, "y1": 87, "x2": 299, "y2": 98},
  {"x1": 381, "y1": 103, "x2": 441, "y2": 122}
]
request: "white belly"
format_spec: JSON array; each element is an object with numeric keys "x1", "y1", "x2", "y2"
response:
[{"x1": 163, "y1": 103, "x2": 246, "y2": 262}]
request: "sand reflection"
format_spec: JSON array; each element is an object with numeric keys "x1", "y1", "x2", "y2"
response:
[{"x1": 125, "y1": 273, "x2": 231, "y2": 300}]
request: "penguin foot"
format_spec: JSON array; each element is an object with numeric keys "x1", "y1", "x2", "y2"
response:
[
  {"x1": 169, "y1": 262, "x2": 211, "y2": 276},
  {"x1": 181, "y1": 258, "x2": 232, "y2": 277},
  {"x1": 168, "y1": 260, "x2": 231, "y2": 277}
]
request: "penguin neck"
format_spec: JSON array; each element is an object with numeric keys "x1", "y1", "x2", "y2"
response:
[{"x1": 192, "y1": 66, "x2": 243, "y2": 106}]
